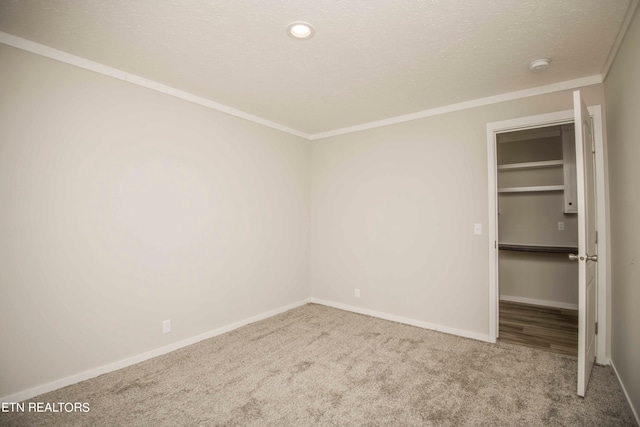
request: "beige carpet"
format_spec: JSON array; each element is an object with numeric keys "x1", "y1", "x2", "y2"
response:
[{"x1": 1, "y1": 304, "x2": 635, "y2": 426}]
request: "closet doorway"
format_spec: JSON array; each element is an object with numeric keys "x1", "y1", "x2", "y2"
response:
[
  {"x1": 495, "y1": 124, "x2": 579, "y2": 357},
  {"x1": 486, "y1": 93, "x2": 607, "y2": 397}
]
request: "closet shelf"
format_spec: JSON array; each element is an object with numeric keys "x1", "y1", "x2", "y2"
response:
[
  {"x1": 499, "y1": 244, "x2": 578, "y2": 254},
  {"x1": 498, "y1": 160, "x2": 564, "y2": 171},
  {"x1": 498, "y1": 185, "x2": 564, "y2": 193}
]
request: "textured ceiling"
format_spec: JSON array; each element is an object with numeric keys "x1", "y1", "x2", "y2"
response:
[{"x1": 0, "y1": 0, "x2": 633, "y2": 135}]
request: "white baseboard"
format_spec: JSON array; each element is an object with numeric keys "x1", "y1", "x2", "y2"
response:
[
  {"x1": 611, "y1": 360, "x2": 640, "y2": 426},
  {"x1": 500, "y1": 295, "x2": 578, "y2": 310},
  {"x1": 1, "y1": 298, "x2": 311, "y2": 403},
  {"x1": 309, "y1": 297, "x2": 492, "y2": 343}
]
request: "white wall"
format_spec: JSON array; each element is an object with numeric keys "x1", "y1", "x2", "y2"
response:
[
  {"x1": 604, "y1": 5, "x2": 640, "y2": 419},
  {"x1": 499, "y1": 252, "x2": 578, "y2": 306},
  {"x1": 0, "y1": 44, "x2": 311, "y2": 398},
  {"x1": 310, "y1": 85, "x2": 605, "y2": 339}
]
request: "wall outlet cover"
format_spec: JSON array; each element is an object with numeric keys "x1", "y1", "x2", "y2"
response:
[{"x1": 162, "y1": 319, "x2": 171, "y2": 334}]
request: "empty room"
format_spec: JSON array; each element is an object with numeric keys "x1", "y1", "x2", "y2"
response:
[{"x1": 1, "y1": 1, "x2": 639, "y2": 425}]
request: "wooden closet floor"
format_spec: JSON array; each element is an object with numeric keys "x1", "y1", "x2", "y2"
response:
[{"x1": 499, "y1": 300, "x2": 578, "y2": 357}]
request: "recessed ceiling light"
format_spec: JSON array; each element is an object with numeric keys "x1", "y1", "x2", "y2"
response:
[
  {"x1": 529, "y1": 58, "x2": 551, "y2": 72},
  {"x1": 287, "y1": 22, "x2": 315, "y2": 39}
]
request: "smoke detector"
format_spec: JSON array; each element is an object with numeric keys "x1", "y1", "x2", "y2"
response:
[{"x1": 529, "y1": 58, "x2": 551, "y2": 72}]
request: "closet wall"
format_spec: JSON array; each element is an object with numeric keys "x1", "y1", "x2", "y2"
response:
[{"x1": 497, "y1": 126, "x2": 579, "y2": 308}]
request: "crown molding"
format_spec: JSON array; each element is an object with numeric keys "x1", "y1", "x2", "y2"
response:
[
  {"x1": 601, "y1": 0, "x2": 639, "y2": 79},
  {"x1": 309, "y1": 75, "x2": 603, "y2": 140},
  {"x1": 0, "y1": 31, "x2": 312, "y2": 140},
  {"x1": 2, "y1": 31, "x2": 604, "y2": 142}
]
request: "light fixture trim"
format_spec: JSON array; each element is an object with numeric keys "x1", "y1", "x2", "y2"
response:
[
  {"x1": 287, "y1": 21, "x2": 315, "y2": 39},
  {"x1": 529, "y1": 58, "x2": 551, "y2": 72}
]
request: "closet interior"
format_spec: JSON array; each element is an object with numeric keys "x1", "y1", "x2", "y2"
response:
[{"x1": 497, "y1": 124, "x2": 579, "y2": 356}]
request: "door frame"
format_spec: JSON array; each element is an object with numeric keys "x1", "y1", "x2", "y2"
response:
[{"x1": 486, "y1": 105, "x2": 609, "y2": 364}]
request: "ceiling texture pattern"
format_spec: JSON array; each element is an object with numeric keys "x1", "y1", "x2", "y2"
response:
[{"x1": 0, "y1": 0, "x2": 635, "y2": 135}]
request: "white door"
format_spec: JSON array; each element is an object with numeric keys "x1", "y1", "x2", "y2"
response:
[{"x1": 573, "y1": 90, "x2": 597, "y2": 397}]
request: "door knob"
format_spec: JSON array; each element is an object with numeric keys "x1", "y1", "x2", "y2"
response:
[{"x1": 568, "y1": 254, "x2": 597, "y2": 262}]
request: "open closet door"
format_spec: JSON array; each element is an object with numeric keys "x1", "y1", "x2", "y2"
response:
[{"x1": 573, "y1": 90, "x2": 597, "y2": 397}]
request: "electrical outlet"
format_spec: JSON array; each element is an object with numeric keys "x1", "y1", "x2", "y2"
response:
[
  {"x1": 162, "y1": 319, "x2": 171, "y2": 334},
  {"x1": 474, "y1": 223, "x2": 482, "y2": 235},
  {"x1": 354, "y1": 288, "x2": 361, "y2": 298},
  {"x1": 558, "y1": 221, "x2": 565, "y2": 231}
]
